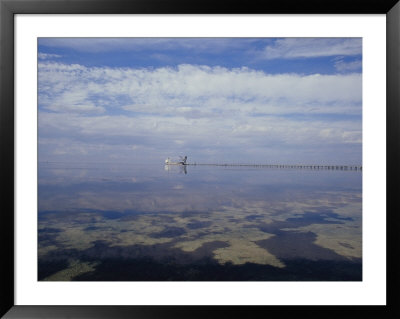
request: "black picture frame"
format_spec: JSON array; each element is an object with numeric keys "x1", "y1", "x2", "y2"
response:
[{"x1": 1, "y1": 0, "x2": 399, "y2": 318}]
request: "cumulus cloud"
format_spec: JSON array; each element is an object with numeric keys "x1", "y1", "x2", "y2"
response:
[
  {"x1": 262, "y1": 38, "x2": 362, "y2": 59},
  {"x1": 39, "y1": 62, "x2": 361, "y2": 116},
  {"x1": 38, "y1": 62, "x2": 362, "y2": 164}
]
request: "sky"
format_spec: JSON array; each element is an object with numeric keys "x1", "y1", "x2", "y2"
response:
[{"x1": 38, "y1": 38, "x2": 362, "y2": 165}]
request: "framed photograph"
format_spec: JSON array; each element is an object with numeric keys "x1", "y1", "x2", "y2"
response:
[{"x1": 1, "y1": 0, "x2": 399, "y2": 318}]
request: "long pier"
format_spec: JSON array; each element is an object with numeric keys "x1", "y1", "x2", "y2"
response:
[{"x1": 186, "y1": 163, "x2": 362, "y2": 171}]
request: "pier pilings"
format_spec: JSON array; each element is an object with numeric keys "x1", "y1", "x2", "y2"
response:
[{"x1": 186, "y1": 163, "x2": 362, "y2": 171}]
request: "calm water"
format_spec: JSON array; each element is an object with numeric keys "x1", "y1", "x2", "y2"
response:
[{"x1": 38, "y1": 162, "x2": 362, "y2": 281}]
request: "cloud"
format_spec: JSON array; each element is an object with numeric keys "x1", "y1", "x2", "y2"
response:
[
  {"x1": 262, "y1": 38, "x2": 362, "y2": 59},
  {"x1": 38, "y1": 38, "x2": 259, "y2": 53},
  {"x1": 38, "y1": 62, "x2": 362, "y2": 164},
  {"x1": 334, "y1": 59, "x2": 362, "y2": 72},
  {"x1": 38, "y1": 52, "x2": 62, "y2": 60},
  {"x1": 39, "y1": 62, "x2": 361, "y2": 116},
  {"x1": 38, "y1": 109, "x2": 361, "y2": 157}
]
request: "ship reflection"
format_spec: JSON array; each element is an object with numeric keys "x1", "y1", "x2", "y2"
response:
[{"x1": 164, "y1": 164, "x2": 187, "y2": 174}]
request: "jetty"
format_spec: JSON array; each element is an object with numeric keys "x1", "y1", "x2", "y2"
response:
[
  {"x1": 165, "y1": 156, "x2": 361, "y2": 171},
  {"x1": 186, "y1": 163, "x2": 362, "y2": 171}
]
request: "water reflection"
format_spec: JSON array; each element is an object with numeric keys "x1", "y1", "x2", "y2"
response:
[
  {"x1": 38, "y1": 162, "x2": 362, "y2": 281},
  {"x1": 164, "y1": 164, "x2": 187, "y2": 174}
]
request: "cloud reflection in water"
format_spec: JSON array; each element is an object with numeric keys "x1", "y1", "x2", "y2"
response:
[{"x1": 38, "y1": 162, "x2": 362, "y2": 281}]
